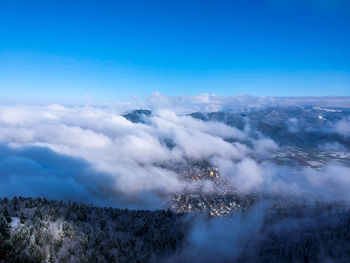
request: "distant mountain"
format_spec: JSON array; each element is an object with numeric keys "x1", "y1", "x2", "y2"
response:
[
  {"x1": 189, "y1": 106, "x2": 350, "y2": 149},
  {"x1": 122, "y1": 109, "x2": 152, "y2": 124}
]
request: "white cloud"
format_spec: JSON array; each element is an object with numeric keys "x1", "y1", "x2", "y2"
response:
[
  {"x1": 253, "y1": 138, "x2": 279, "y2": 156},
  {"x1": 146, "y1": 93, "x2": 350, "y2": 113},
  {"x1": 0, "y1": 103, "x2": 253, "y2": 203},
  {"x1": 334, "y1": 118, "x2": 350, "y2": 137},
  {"x1": 0, "y1": 94, "x2": 349, "y2": 207}
]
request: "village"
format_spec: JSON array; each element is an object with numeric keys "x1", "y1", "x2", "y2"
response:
[{"x1": 168, "y1": 163, "x2": 256, "y2": 216}]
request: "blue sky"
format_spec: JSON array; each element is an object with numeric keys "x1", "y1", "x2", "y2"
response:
[{"x1": 0, "y1": 0, "x2": 349, "y2": 103}]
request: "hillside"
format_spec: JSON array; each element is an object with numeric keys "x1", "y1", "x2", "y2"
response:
[{"x1": 2, "y1": 197, "x2": 350, "y2": 262}]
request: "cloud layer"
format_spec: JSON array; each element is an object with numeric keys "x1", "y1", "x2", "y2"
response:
[
  {"x1": 0, "y1": 94, "x2": 349, "y2": 207},
  {"x1": 0, "y1": 102, "x2": 248, "y2": 206}
]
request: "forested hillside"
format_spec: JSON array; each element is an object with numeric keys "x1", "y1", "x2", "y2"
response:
[
  {"x1": 0, "y1": 197, "x2": 185, "y2": 263},
  {"x1": 2, "y1": 197, "x2": 350, "y2": 263}
]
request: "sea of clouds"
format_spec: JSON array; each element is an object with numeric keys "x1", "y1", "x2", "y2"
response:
[{"x1": 0, "y1": 93, "x2": 349, "y2": 208}]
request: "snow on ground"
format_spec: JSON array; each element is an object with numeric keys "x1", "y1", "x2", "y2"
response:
[{"x1": 10, "y1": 217, "x2": 20, "y2": 229}]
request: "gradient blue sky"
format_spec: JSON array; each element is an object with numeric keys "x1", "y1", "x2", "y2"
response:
[{"x1": 0, "y1": 0, "x2": 349, "y2": 103}]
